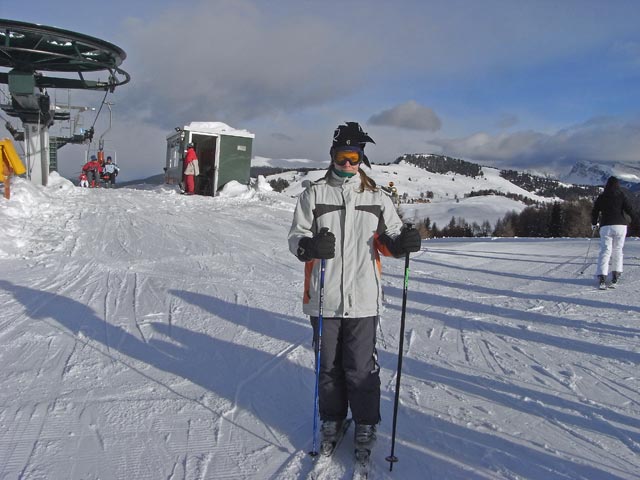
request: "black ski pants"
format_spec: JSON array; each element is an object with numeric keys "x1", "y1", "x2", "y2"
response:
[{"x1": 311, "y1": 316, "x2": 380, "y2": 425}]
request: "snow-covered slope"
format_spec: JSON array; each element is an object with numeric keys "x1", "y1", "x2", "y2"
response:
[
  {"x1": 1, "y1": 175, "x2": 639, "y2": 479},
  {"x1": 271, "y1": 161, "x2": 551, "y2": 228},
  {"x1": 563, "y1": 160, "x2": 640, "y2": 186}
]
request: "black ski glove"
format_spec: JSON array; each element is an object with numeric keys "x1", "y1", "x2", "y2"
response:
[
  {"x1": 296, "y1": 228, "x2": 336, "y2": 261},
  {"x1": 392, "y1": 227, "x2": 421, "y2": 255}
]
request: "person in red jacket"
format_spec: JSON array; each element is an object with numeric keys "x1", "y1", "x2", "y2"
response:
[
  {"x1": 82, "y1": 155, "x2": 102, "y2": 188},
  {"x1": 183, "y1": 143, "x2": 199, "y2": 194},
  {"x1": 78, "y1": 172, "x2": 89, "y2": 188}
]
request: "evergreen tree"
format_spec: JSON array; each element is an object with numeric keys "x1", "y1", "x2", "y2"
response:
[{"x1": 549, "y1": 202, "x2": 562, "y2": 237}]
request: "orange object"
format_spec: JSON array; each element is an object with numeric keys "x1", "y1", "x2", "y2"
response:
[{"x1": 333, "y1": 150, "x2": 362, "y2": 166}]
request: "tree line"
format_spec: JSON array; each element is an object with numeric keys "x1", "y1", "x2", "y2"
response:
[
  {"x1": 399, "y1": 154, "x2": 602, "y2": 201},
  {"x1": 415, "y1": 198, "x2": 640, "y2": 239},
  {"x1": 500, "y1": 169, "x2": 601, "y2": 200},
  {"x1": 398, "y1": 154, "x2": 484, "y2": 178}
]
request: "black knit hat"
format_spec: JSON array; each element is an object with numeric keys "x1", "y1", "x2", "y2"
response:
[
  {"x1": 605, "y1": 176, "x2": 619, "y2": 190},
  {"x1": 331, "y1": 122, "x2": 375, "y2": 167}
]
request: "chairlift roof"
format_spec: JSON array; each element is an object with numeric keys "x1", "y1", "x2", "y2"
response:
[
  {"x1": 169, "y1": 122, "x2": 255, "y2": 140},
  {"x1": 0, "y1": 19, "x2": 126, "y2": 71},
  {"x1": 0, "y1": 19, "x2": 129, "y2": 90}
]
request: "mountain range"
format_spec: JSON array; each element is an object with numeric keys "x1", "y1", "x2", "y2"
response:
[
  {"x1": 562, "y1": 159, "x2": 640, "y2": 191},
  {"x1": 109, "y1": 154, "x2": 640, "y2": 230},
  {"x1": 267, "y1": 154, "x2": 640, "y2": 229}
]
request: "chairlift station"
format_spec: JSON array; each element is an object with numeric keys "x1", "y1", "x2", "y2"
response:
[{"x1": 0, "y1": 19, "x2": 130, "y2": 186}]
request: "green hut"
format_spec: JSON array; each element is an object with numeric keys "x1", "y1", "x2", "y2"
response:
[{"x1": 165, "y1": 121, "x2": 254, "y2": 195}]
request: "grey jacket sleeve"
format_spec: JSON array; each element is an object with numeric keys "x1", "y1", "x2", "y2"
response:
[
  {"x1": 380, "y1": 191, "x2": 404, "y2": 238},
  {"x1": 288, "y1": 187, "x2": 316, "y2": 257}
]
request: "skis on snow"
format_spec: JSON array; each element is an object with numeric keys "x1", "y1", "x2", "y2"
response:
[
  {"x1": 352, "y1": 444, "x2": 373, "y2": 479},
  {"x1": 308, "y1": 419, "x2": 352, "y2": 479},
  {"x1": 322, "y1": 419, "x2": 353, "y2": 457},
  {"x1": 307, "y1": 419, "x2": 376, "y2": 480}
]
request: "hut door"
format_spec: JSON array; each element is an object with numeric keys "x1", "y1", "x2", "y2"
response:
[{"x1": 191, "y1": 134, "x2": 218, "y2": 196}]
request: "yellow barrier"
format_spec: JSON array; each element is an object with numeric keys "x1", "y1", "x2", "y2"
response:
[{"x1": 0, "y1": 138, "x2": 26, "y2": 199}]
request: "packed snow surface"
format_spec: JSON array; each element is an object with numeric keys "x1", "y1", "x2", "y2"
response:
[{"x1": 1, "y1": 173, "x2": 639, "y2": 479}]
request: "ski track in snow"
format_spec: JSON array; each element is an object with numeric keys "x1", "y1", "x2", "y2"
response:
[{"x1": 1, "y1": 178, "x2": 640, "y2": 479}]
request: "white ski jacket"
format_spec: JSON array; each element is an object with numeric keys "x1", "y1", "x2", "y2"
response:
[{"x1": 288, "y1": 170, "x2": 404, "y2": 318}]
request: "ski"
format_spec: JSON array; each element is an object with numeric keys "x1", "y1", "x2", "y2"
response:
[
  {"x1": 352, "y1": 425, "x2": 376, "y2": 480},
  {"x1": 321, "y1": 418, "x2": 353, "y2": 457},
  {"x1": 307, "y1": 419, "x2": 352, "y2": 480},
  {"x1": 352, "y1": 447, "x2": 372, "y2": 479}
]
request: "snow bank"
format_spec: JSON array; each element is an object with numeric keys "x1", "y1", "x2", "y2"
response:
[
  {"x1": 0, "y1": 173, "x2": 77, "y2": 257},
  {"x1": 185, "y1": 121, "x2": 254, "y2": 138}
]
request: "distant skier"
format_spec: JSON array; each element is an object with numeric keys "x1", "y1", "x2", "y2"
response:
[
  {"x1": 82, "y1": 155, "x2": 102, "y2": 188},
  {"x1": 78, "y1": 172, "x2": 89, "y2": 188},
  {"x1": 102, "y1": 156, "x2": 119, "y2": 188},
  {"x1": 591, "y1": 176, "x2": 634, "y2": 289},
  {"x1": 183, "y1": 143, "x2": 199, "y2": 195},
  {"x1": 288, "y1": 122, "x2": 421, "y2": 457}
]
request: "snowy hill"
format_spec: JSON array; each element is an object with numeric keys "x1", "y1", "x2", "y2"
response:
[
  {"x1": 267, "y1": 159, "x2": 555, "y2": 229},
  {"x1": 563, "y1": 160, "x2": 640, "y2": 186},
  {"x1": 1, "y1": 174, "x2": 639, "y2": 479},
  {"x1": 72, "y1": 153, "x2": 605, "y2": 232}
]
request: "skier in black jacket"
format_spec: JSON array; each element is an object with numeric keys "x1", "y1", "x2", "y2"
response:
[{"x1": 591, "y1": 176, "x2": 634, "y2": 289}]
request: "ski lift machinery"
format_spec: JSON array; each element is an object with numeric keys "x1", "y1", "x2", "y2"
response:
[
  {"x1": 0, "y1": 19, "x2": 130, "y2": 186},
  {"x1": 93, "y1": 101, "x2": 116, "y2": 165}
]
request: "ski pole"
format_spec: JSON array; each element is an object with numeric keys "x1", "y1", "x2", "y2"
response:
[
  {"x1": 309, "y1": 229, "x2": 329, "y2": 457},
  {"x1": 579, "y1": 225, "x2": 598, "y2": 275},
  {"x1": 386, "y1": 226, "x2": 414, "y2": 471}
]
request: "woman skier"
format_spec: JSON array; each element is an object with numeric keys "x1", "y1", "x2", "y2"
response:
[
  {"x1": 288, "y1": 122, "x2": 421, "y2": 456},
  {"x1": 591, "y1": 176, "x2": 634, "y2": 289}
]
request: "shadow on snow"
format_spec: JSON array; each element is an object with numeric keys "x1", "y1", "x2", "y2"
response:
[{"x1": 1, "y1": 280, "x2": 632, "y2": 479}]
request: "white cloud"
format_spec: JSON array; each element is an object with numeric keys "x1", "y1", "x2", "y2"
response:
[
  {"x1": 368, "y1": 101, "x2": 442, "y2": 131},
  {"x1": 429, "y1": 117, "x2": 640, "y2": 174},
  {"x1": 117, "y1": 1, "x2": 383, "y2": 128}
]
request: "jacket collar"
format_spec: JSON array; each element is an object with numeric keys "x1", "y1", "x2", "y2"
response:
[{"x1": 326, "y1": 168, "x2": 359, "y2": 186}]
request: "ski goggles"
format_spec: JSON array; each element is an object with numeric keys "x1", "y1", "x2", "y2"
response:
[{"x1": 332, "y1": 147, "x2": 363, "y2": 166}]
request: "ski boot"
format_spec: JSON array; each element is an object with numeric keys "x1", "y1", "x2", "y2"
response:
[
  {"x1": 354, "y1": 424, "x2": 376, "y2": 446},
  {"x1": 354, "y1": 424, "x2": 376, "y2": 476},
  {"x1": 598, "y1": 275, "x2": 607, "y2": 290},
  {"x1": 610, "y1": 271, "x2": 621, "y2": 288},
  {"x1": 320, "y1": 419, "x2": 349, "y2": 456}
]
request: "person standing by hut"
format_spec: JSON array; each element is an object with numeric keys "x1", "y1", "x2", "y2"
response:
[
  {"x1": 591, "y1": 176, "x2": 634, "y2": 289},
  {"x1": 183, "y1": 143, "x2": 199, "y2": 195}
]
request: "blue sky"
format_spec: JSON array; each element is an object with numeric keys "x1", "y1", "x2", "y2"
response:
[{"x1": 2, "y1": 0, "x2": 640, "y2": 180}]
